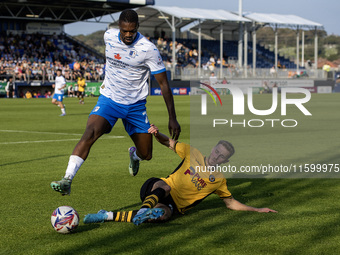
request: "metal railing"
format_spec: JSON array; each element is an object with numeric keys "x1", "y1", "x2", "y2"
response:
[{"x1": 173, "y1": 67, "x2": 327, "y2": 80}]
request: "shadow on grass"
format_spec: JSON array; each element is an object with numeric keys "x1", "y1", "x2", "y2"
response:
[
  {"x1": 0, "y1": 154, "x2": 68, "y2": 167},
  {"x1": 50, "y1": 178, "x2": 340, "y2": 254},
  {"x1": 73, "y1": 224, "x2": 101, "y2": 234}
]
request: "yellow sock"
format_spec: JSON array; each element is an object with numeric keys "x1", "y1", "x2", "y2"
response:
[
  {"x1": 113, "y1": 211, "x2": 138, "y2": 222},
  {"x1": 141, "y1": 194, "x2": 159, "y2": 209}
]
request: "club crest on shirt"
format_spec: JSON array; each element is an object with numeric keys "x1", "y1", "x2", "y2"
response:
[
  {"x1": 129, "y1": 50, "x2": 137, "y2": 58},
  {"x1": 93, "y1": 106, "x2": 100, "y2": 112}
]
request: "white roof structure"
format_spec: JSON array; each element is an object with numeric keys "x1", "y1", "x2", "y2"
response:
[
  {"x1": 110, "y1": 6, "x2": 324, "y2": 35},
  {"x1": 134, "y1": 6, "x2": 251, "y2": 34},
  {"x1": 152, "y1": 6, "x2": 250, "y2": 22},
  {"x1": 244, "y1": 12, "x2": 323, "y2": 29},
  {"x1": 109, "y1": 6, "x2": 323, "y2": 77}
]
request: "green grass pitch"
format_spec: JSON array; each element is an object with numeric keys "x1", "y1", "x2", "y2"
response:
[{"x1": 1, "y1": 94, "x2": 340, "y2": 255}]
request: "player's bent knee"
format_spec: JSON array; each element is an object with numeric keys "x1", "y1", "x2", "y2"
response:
[
  {"x1": 81, "y1": 126, "x2": 103, "y2": 143},
  {"x1": 138, "y1": 151, "x2": 152, "y2": 161},
  {"x1": 162, "y1": 184, "x2": 171, "y2": 194},
  {"x1": 143, "y1": 154, "x2": 152, "y2": 161}
]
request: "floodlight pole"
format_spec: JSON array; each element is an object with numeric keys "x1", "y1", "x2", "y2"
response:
[
  {"x1": 243, "y1": 24, "x2": 248, "y2": 78},
  {"x1": 198, "y1": 20, "x2": 202, "y2": 78},
  {"x1": 314, "y1": 26, "x2": 318, "y2": 70},
  {"x1": 274, "y1": 25, "x2": 278, "y2": 73},
  {"x1": 301, "y1": 30, "x2": 305, "y2": 67},
  {"x1": 238, "y1": 0, "x2": 243, "y2": 69},
  {"x1": 220, "y1": 23, "x2": 223, "y2": 79},
  {"x1": 296, "y1": 26, "x2": 300, "y2": 73},
  {"x1": 158, "y1": 10, "x2": 176, "y2": 80},
  {"x1": 172, "y1": 15, "x2": 176, "y2": 80},
  {"x1": 252, "y1": 22, "x2": 256, "y2": 77},
  {"x1": 239, "y1": 0, "x2": 243, "y2": 18}
]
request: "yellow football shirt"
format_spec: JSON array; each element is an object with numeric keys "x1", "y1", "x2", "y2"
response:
[
  {"x1": 161, "y1": 142, "x2": 232, "y2": 213},
  {"x1": 77, "y1": 78, "x2": 86, "y2": 92}
]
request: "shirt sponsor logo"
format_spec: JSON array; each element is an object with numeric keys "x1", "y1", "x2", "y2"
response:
[
  {"x1": 107, "y1": 56, "x2": 130, "y2": 69},
  {"x1": 114, "y1": 53, "x2": 122, "y2": 60},
  {"x1": 184, "y1": 166, "x2": 207, "y2": 191}
]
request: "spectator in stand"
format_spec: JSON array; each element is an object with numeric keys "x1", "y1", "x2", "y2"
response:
[
  {"x1": 25, "y1": 90, "x2": 32, "y2": 99},
  {"x1": 209, "y1": 72, "x2": 218, "y2": 85},
  {"x1": 20, "y1": 63, "x2": 27, "y2": 81},
  {"x1": 270, "y1": 66, "x2": 276, "y2": 77},
  {"x1": 208, "y1": 56, "x2": 216, "y2": 73},
  {"x1": 202, "y1": 62, "x2": 209, "y2": 76},
  {"x1": 277, "y1": 61, "x2": 282, "y2": 69},
  {"x1": 45, "y1": 90, "x2": 52, "y2": 98},
  {"x1": 84, "y1": 64, "x2": 92, "y2": 81},
  {"x1": 0, "y1": 65, "x2": 7, "y2": 80},
  {"x1": 31, "y1": 66, "x2": 42, "y2": 80},
  {"x1": 216, "y1": 58, "x2": 221, "y2": 68},
  {"x1": 15, "y1": 62, "x2": 24, "y2": 81},
  {"x1": 73, "y1": 61, "x2": 80, "y2": 72},
  {"x1": 46, "y1": 64, "x2": 54, "y2": 81},
  {"x1": 63, "y1": 65, "x2": 72, "y2": 80},
  {"x1": 157, "y1": 38, "x2": 163, "y2": 51},
  {"x1": 95, "y1": 65, "x2": 104, "y2": 81}
]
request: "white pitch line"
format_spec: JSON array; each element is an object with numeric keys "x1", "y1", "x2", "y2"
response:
[
  {"x1": 0, "y1": 130, "x2": 83, "y2": 136},
  {"x1": 0, "y1": 136, "x2": 125, "y2": 145}
]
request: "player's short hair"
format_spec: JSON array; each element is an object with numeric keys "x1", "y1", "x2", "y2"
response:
[
  {"x1": 57, "y1": 69, "x2": 62, "y2": 72},
  {"x1": 217, "y1": 140, "x2": 235, "y2": 159},
  {"x1": 119, "y1": 9, "x2": 139, "y2": 24}
]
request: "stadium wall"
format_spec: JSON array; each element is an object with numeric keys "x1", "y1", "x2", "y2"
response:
[{"x1": 0, "y1": 79, "x2": 337, "y2": 98}]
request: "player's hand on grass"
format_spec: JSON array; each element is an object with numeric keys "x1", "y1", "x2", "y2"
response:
[
  {"x1": 256, "y1": 208, "x2": 278, "y2": 213},
  {"x1": 168, "y1": 118, "x2": 181, "y2": 140}
]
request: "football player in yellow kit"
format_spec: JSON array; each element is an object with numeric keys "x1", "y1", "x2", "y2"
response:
[
  {"x1": 83, "y1": 124, "x2": 277, "y2": 226},
  {"x1": 76, "y1": 72, "x2": 86, "y2": 104}
]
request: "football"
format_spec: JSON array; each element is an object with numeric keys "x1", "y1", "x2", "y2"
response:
[{"x1": 51, "y1": 206, "x2": 79, "y2": 234}]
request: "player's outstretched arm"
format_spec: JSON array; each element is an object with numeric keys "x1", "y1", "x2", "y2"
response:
[
  {"x1": 154, "y1": 72, "x2": 181, "y2": 140},
  {"x1": 148, "y1": 124, "x2": 176, "y2": 151},
  {"x1": 223, "y1": 198, "x2": 278, "y2": 213}
]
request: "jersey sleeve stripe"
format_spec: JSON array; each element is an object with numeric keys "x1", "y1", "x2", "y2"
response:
[
  {"x1": 219, "y1": 195, "x2": 233, "y2": 199},
  {"x1": 151, "y1": 68, "x2": 166, "y2": 75}
]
